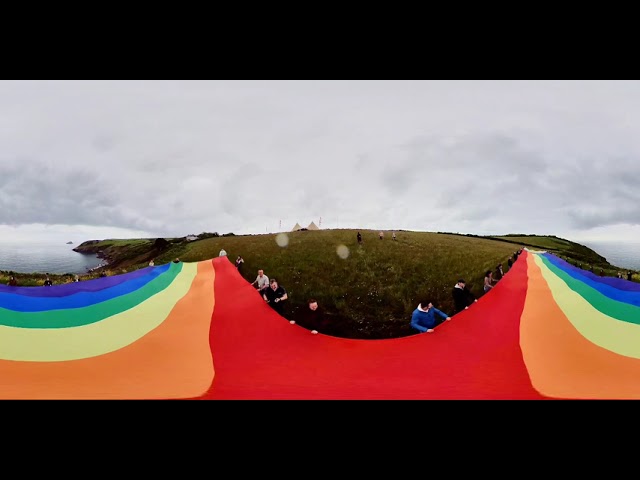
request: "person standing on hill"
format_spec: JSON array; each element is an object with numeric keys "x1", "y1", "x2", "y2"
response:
[
  {"x1": 507, "y1": 257, "x2": 513, "y2": 270},
  {"x1": 297, "y1": 299, "x2": 329, "y2": 335},
  {"x1": 452, "y1": 280, "x2": 477, "y2": 314},
  {"x1": 410, "y1": 300, "x2": 451, "y2": 333},
  {"x1": 44, "y1": 276, "x2": 52, "y2": 286},
  {"x1": 252, "y1": 269, "x2": 270, "y2": 293},
  {"x1": 8, "y1": 275, "x2": 17, "y2": 286},
  {"x1": 263, "y1": 278, "x2": 288, "y2": 315},
  {"x1": 357, "y1": 232, "x2": 362, "y2": 244},
  {"x1": 629, "y1": 271, "x2": 634, "y2": 281},
  {"x1": 483, "y1": 271, "x2": 494, "y2": 293},
  {"x1": 494, "y1": 263, "x2": 504, "y2": 281},
  {"x1": 235, "y1": 255, "x2": 244, "y2": 272}
]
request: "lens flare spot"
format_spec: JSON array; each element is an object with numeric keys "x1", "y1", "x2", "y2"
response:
[
  {"x1": 336, "y1": 244, "x2": 350, "y2": 259},
  {"x1": 276, "y1": 233, "x2": 289, "y2": 247}
]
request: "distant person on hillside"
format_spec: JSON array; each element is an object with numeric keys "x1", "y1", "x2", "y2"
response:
[
  {"x1": 149, "y1": 259, "x2": 155, "y2": 267},
  {"x1": 599, "y1": 269, "x2": 604, "y2": 277},
  {"x1": 452, "y1": 279, "x2": 477, "y2": 314},
  {"x1": 173, "y1": 258, "x2": 181, "y2": 263},
  {"x1": 357, "y1": 232, "x2": 362, "y2": 244},
  {"x1": 410, "y1": 300, "x2": 451, "y2": 333},
  {"x1": 74, "y1": 275, "x2": 80, "y2": 282},
  {"x1": 44, "y1": 276, "x2": 53, "y2": 286},
  {"x1": 251, "y1": 269, "x2": 270, "y2": 293},
  {"x1": 298, "y1": 298, "x2": 328, "y2": 335},
  {"x1": 235, "y1": 255, "x2": 244, "y2": 272},
  {"x1": 263, "y1": 278, "x2": 288, "y2": 315},
  {"x1": 219, "y1": 249, "x2": 227, "y2": 257},
  {"x1": 507, "y1": 257, "x2": 513, "y2": 270},
  {"x1": 483, "y1": 271, "x2": 494, "y2": 293},
  {"x1": 392, "y1": 231, "x2": 397, "y2": 241},
  {"x1": 8, "y1": 276, "x2": 17, "y2": 286},
  {"x1": 628, "y1": 271, "x2": 634, "y2": 281},
  {"x1": 617, "y1": 272, "x2": 623, "y2": 279},
  {"x1": 379, "y1": 231, "x2": 384, "y2": 240}
]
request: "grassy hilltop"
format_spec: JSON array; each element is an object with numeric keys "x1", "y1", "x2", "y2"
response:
[{"x1": 41, "y1": 229, "x2": 634, "y2": 339}]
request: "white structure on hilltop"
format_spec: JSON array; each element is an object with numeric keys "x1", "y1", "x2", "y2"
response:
[{"x1": 291, "y1": 222, "x2": 321, "y2": 232}]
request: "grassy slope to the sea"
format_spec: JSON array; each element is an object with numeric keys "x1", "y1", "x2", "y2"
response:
[{"x1": 56, "y1": 229, "x2": 637, "y2": 339}]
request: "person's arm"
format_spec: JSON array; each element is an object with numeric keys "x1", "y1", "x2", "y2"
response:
[
  {"x1": 411, "y1": 313, "x2": 429, "y2": 332},
  {"x1": 466, "y1": 288, "x2": 476, "y2": 302},
  {"x1": 433, "y1": 308, "x2": 451, "y2": 321}
]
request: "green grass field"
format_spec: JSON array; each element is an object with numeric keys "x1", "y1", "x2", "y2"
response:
[{"x1": 154, "y1": 229, "x2": 519, "y2": 338}]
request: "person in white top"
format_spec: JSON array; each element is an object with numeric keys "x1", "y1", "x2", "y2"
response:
[
  {"x1": 219, "y1": 249, "x2": 227, "y2": 257},
  {"x1": 251, "y1": 269, "x2": 270, "y2": 293}
]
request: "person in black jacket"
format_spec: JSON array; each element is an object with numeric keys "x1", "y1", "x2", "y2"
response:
[
  {"x1": 297, "y1": 299, "x2": 329, "y2": 335},
  {"x1": 263, "y1": 278, "x2": 288, "y2": 315},
  {"x1": 452, "y1": 279, "x2": 477, "y2": 314}
]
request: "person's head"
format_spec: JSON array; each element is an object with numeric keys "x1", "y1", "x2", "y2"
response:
[
  {"x1": 485, "y1": 270, "x2": 492, "y2": 277},
  {"x1": 457, "y1": 279, "x2": 465, "y2": 287},
  {"x1": 10, "y1": 275, "x2": 14, "y2": 280},
  {"x1": 258, "y1": 269, "x2": 264, "y2": 277},
  {"x1": 498, "y1": 263, "x2": 502, "y2": 268},
  {"x1": 419, "y1": 300, "x2": 433, "y2": 310},
  {"x1": 308, "y1": 299, "x2": 318, "y2": 311},
  {"x1": 270, "y1": 278, "x2": 278, "y2": 290}
]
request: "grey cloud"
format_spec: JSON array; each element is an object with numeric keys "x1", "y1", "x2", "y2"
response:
[
  {"x1": 1, "y1": 81, "x2": 640, "y2": 240},
  {"x1": 0, "y1": 160, "x2": 120, "y2": 226},
  {"x1": 92, "y1": 134, "x2": 118, "y2": 153}
]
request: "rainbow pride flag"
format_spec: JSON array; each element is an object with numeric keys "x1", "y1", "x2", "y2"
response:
[{"x1": 0, "y1": 250, "x2": 637, "y2": 399}]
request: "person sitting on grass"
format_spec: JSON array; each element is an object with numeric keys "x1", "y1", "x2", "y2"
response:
[{"x1": 410, "y1": 300, "x2": 451, "y2": 333}]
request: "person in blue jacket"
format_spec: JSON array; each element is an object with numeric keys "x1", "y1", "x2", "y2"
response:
[{"x1": 410, "y1": 300, "x2": 451, "y2": 333}]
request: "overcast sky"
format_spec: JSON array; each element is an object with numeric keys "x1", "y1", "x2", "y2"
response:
[{"x1": 1, "y1": 80, "x2": 639, "y2": 244}]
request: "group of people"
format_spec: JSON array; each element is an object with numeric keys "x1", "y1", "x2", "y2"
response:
[
  {"x1": 5, "y1": 272, "x2": 81, "y2": 287},
  {"x1": 410, "y1": 249, "x2": 524, "y2": 334},
  {"x1": 248, "y1": 266, "x2": 329, "y2": 334},
  {"x1": 357, "y1": 231, "x2": 397, "y2": 244},
  {"x1": 250, "y1": 268, "x2": 289, "y2": 313}
]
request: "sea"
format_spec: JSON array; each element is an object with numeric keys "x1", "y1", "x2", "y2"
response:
[
  {"x1": 581, "y1": 241, "x2": 640, "y2": 271},
  {"x1": 0, "y1": 241, "x2": 103, "y2": 275}
]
